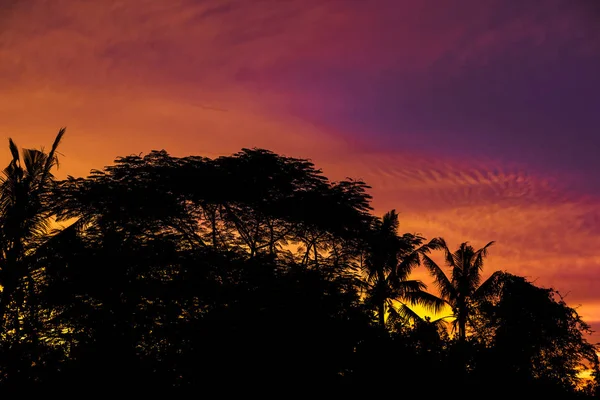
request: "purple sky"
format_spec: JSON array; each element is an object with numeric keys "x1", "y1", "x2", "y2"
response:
[
  {"x1": 1, "y1": 0, "x2": 600, "y2": 338},
  {"x1": 238, "y1": 0, "x2": 600, "y2": 187}
]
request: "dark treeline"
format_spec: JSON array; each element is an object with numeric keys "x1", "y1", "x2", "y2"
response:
[{"x1": 0, "y1": 129, "x2": 598, "y2": 396}]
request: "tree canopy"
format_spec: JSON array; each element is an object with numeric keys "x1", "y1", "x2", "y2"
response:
[{"x1": 0, "y1": 130, "x2": 597, "y2": 397}]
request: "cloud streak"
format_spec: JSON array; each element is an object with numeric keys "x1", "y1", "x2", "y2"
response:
[{"x1": 2, "y1": 0, "x2": 599, "y2": 340}]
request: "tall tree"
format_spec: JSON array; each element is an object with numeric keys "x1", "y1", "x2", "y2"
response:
[
  {"x1": 0, "y1": 128, "x2": 65, "y2": 338},
  {"x1": 421, "y1": 238, "x2": 500, "y2": 342},
  {"x1": 362, "y1": 210, "x2": 444, "y2": 329}
]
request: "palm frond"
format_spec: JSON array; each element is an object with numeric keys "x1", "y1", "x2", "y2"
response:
[
  {"x1": 402, "y1": 289, "x2": 448, "y2": 314},
  {"x1": 472, "y1": 241, "x2": 494, "y2": 272},
  {"x1": 45, "y1": 128, "x2": 65, "y2": 169},
  {"x1": 381, "y1": 209, "x2": 399, "y2": 234},
  {"x1": 423, "y1": 236, "x2": 446, "y2": 252},
  {"x1": 395, "y1": 302, "x2": 423, "y2": 323},
  {"x1": 421, "y1": 253, "x2": 455, "y2": 301},
  {"x1": 394, "y1": 278, "x2": 427, "y2": 293},
  {"x1": 22, "y1": 148, "x2": 46, "y2": 178},
  {"x1": 8, "y1": 138, "x2": 20, "y2": 164},
  {"x1": 436, "y1": 238, "x2": 457, "y2": 270},
  {"x1": 41, "y1": 127, "x2": 66, "y2": 184},
  {"x1": 396, "y1": 249, "x2": 421, "y2": 279}
]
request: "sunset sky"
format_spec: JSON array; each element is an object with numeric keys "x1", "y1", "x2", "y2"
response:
[{"x1": 1, "y1": 0, "x2": 600, "y2": 340}]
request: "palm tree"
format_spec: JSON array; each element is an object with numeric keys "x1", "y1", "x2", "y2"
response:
[
  {"x1": 421, "y1": 238, "x2": 501, "y2": 342},
  {"x1": 0, "y1": 128, "x2": 65, "y2": 338},
  {"x1": 362, "y1": 210, "x2": 445, "y2": 329}
]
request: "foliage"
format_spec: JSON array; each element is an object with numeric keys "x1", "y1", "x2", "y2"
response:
[
  {"x1": 421, "y1": 238, "x2": 501, "y2": 341},
  {"x1": 471, "y1": 272, "x2": 600, "y2": 396},
  {"x1": 0, "y1": 132, "x2": 597, "y2": 397},
  {"x1": 361, "y1": 210, "x2": 444, "y2": 329}
]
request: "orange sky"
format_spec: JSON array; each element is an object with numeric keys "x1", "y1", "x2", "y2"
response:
[{"x1": 2, "y1": 0, "x2": 599, "y2": 342}]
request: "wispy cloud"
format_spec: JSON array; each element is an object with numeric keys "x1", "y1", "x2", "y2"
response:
[{"x1": 1, "y1": 0, "x2": 599, "y2": 340}]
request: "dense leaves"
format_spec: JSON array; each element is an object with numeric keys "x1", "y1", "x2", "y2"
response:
[
  {"x1": 0, "y1": 132, "x2": 598, "y2": 397},
  {"x1": 471, "y1": 273, "x2": 600, "y2": 395}
]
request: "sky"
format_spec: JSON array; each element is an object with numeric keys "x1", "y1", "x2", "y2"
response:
[{"x1": 1, "y1": 0, "x2": 600, "y2": 340}]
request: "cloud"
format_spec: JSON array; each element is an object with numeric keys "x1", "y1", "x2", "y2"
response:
[
  {"x1": 344, "y1": 152, "x2": 600, "y2": 306},
  {"x1": 1, "y1": 0, "x2": 600, "y2": 336}
]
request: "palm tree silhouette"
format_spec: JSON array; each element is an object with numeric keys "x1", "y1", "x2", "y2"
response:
[
  {"x1": 421, "y1": 238, "x2": 500, "y2": 342},
  {"x1": 362, "y1": 210, "x2": 445, "y2": 329},
  {"x1": 0, "y1": 128, "x2": 65, "y2": 338}
]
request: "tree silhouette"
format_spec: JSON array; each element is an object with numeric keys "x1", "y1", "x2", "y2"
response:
[
  {"x1": 471, "y1": 272, "x2": 600, "y2": 396},
  {"x1": 362, "y1": 210, "x2": 445, "y2": 329},
  {"x1": 0, "y1": 128, "x2": 66, "y2": 385},
  {"x1": 421, "y1": 238, "x2": 501, "y2": 341},
  {"x1": 42, "y1": 147, "x2": 377, "y2": 388},
  {"x1": 0, "y1": 134, "x2": 598, "y2": 396}
]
